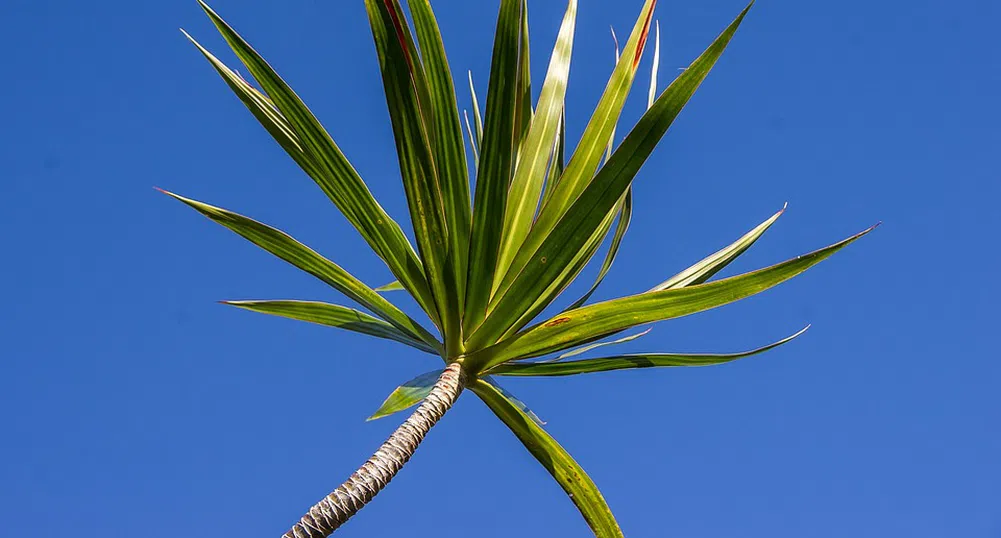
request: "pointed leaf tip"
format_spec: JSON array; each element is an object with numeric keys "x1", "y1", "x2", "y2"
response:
[{"x1": 632, "y1": 0, "x2": 658, "y2": 70}]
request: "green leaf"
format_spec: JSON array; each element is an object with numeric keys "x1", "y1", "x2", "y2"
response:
[
  {"x1": 555, "y1": 328, "x2": 651, "y2": 360},
  {"x1": 468, "y1": 224, "x2": 876, "y2": 370},
  {"x1": 223, "y1": 300, "x2": 439, "y2": 355},
  {"x1": 501, "y1": 195, "x2": 622, "y2": 340},
  {"x1": 365, "y1": 0, "x2": 460, "y2": 352},
  {"x1": 375, "y1": 280, "x2": 406, "y2": 293},
  {"x1": 652, "y1": 205, "x2": 785, "y2": 291},
  {"x1": 468, "y1": 3, "x2": 752, "y2": 349},
  {"x1": 470, "y1": 379, "x2": 623, "y2": 537},
  {"x1": 490, "y1": 326, "x2": 807, "y2": 376},
  {"x1": 181, "y1": 33, "x2": 312, "y2": 177},
  {"x1": 464, "y1": 110, "x2": 479, "y2": 166},
  {"x1": 369, "y1": 369, "x2": 444, "y2": 421},
  {"x1": 468, "y1": 71, "x2": 484, "y2": 148},
  {"x1": 160, "y1": 189, "x2": 441, "y2": 352},
  {"x1": 565, "y1": 191, "x2": 633, "y2": 311},
  {"x1": 540, "y1": 109, "x2": 567, "y2": 208},
  {"x1": 408, "y1": 0, "x2": 474, "y2": 320},
  {"x1": 484, "y1": 0, "x2": 658, "y2": 319},
  {"x1": 514, "y1": 0, "x2": 533, "y2": 152},
  {"x1": 464, "y1": 0, "x2": 528, "y2": 335},
  {"x1": 481, "y1": 377, "x2": 545, "y2": 426},
  {"x1": 192, "y1": 1, "x2": 438, "y2": 324},
  {"x1": 495, "y1": 0, "x2": 578, "y2": 289}
]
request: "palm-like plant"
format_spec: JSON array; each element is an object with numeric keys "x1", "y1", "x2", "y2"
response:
[{"x1": 168, "y1": 0, "x2": 874, "y2": 536}]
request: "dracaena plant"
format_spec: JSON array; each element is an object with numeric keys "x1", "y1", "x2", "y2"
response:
[{"x1": 168, "y1": 0, "x2": 874, "y2": 536}]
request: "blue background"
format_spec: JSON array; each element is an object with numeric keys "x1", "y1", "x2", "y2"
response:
[{"x1": 2, "y1": 0, "x2": 998, "y2": 536}]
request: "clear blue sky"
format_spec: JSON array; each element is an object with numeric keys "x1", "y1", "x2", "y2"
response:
[{"x1": 1, "y1": 0, "x2": 998, "y2": 536}]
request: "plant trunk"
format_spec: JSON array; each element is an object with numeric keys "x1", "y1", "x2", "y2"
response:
[{"x1": 283, "y1": 362, "x2": 466, "y2": 538}]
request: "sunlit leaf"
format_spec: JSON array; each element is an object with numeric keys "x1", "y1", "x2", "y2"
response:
[
  {"x1": 491, "y1": 326, "x2": 808, "y2": 376},
  {"x1": 375, "y1": 280, "x2": 406, "y2": 293},
  {"x1": 495, "y1": 0, "x2": 578, "y2": 286},
  {"x1": 192, "y1": 1, "x2": 438, "y2": 323},
  {"x1": 369, "y1": 369, "x2": 443, "y2": 421},
  {"x1": 468, "y1": 224, "x2": 876, "y2": 370},
  {"x1": 470, "y1": 4, "x2": 751, "y2": 348},
  {"x1": 471, "y1": 379, "x2": 623, "y2": 537},
  {"x1": 556, "y1": 328, "x2": 651, "y2": 360},
  {"x1": 464, "y1": 0, "x2": 526, "y2": 335},
  {"x1": 651, "y1": 205, "x2": 785, "y2": 292},
  {"x1": 365, "y1": 0, "x2": 460, "y2": 352}
]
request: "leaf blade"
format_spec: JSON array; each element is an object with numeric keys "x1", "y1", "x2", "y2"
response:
[
  {"x1": 464, "y1": 0, "x2": 527, "y2": 334},
  {"x1": 408, "y1": 0, "x2": 474, "y2": 319},
  {"x1": 469, "y1": 224, "x2": 876, "y2": 369},
  {"x1": 491, "y1": 326, "x2": 808, "y2": 376},
  {"x1": 470, "y1": 379, "x2": 624, "y2": 538},
  {"x1": 653, "y1": 205, "x2": 785, "y2": 292},
  {"x1": 369, "y1": 369, "x2": 444, "y2": 421},
  {"x1": 193, "y1": 1, "x2": 438, "y2": 324},
  {"x1": 468, "y1": 3, "x2": 753, "y2": 348},
  {"x1": 224, "y1": 300, "x2": 438, "y2": 355},
  {"x1": 365, "y1": 0, "x2": 460, "y2": 352},
  {"x1": 161, "y1": 190, "x2": 441, "y2": 352},
  {"x1": 484, "y1": 0, "x2": 658, "y2": 318},
  {"x1": 495, "y1": 0, "x2": 579, "y2": 287}
]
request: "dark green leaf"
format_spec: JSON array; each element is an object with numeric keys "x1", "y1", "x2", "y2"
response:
[
  {"x1": 224, "y1": 300, "x2": 439, "y2": 355},
  {"x1": 408, "y1": 0, "x2": 474, "y2": 320},
  {"x1": 365, "y1": 0, "x2": 460, "y2": 352},
  {"x1": 464, "y1": 0, "x2": 526, "y2": 335},
  {"x1": 193, "y1": 1, "x2": 438, "y2": 323},
  {"x1": 161, "y1": 190, "x2": 440, "y2": 351}
]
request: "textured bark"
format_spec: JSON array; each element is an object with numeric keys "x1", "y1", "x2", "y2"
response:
[{"x1": 283, "y1": 362, "x2": 466, "y2": 538}]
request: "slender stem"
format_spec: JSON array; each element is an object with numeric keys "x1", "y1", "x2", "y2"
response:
[{"x1": 283, "y1": 362, "x2": 466, "y2": 537}]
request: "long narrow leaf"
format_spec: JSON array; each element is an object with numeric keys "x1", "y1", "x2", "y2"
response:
[
  {"x1": 375, "y1": 280, "x2": 406, "y2": 292},
  {"x1": 495, "y1": 0, "x2": 578, "y2": 288},
  {"x1": 513, "y1": 0, "x2": 533, "y2": 153},
  {"x1": 160, "y1": 190, "x2": 441, "y2": 351},
  {"x1": 408, "y1": 0, "x2": 473, "y2": 319},
  {"x1": 464, "y1": 110, "x2": 479, "y2": 166},
  {"x1": 366, "y1": 0, "x2": 460, "y2": 353},
  {"x1": 491, "y1": 326, "x2": 807, "y2": 376},
  {"x1": 194, "y1": 1, "x2": 438, "y2": 323},
  {"x1": 468, "y1": 224, "x2": 876, "y2": 370},
  {"x1": 468, "y1": 3, "x2": 752, "y2": 349},
  {"x1": 653, "y1": 205, "x2": 785, "y2": 291},
  {"x1": 468, "y1": 71, "x2": 484, "y2": 146},
  {"x1": 556, "y1": 328, "x2": 651, "y2": 360},
  {"x1": 369, "y1": 369, "x2": 443, "y2": 421},
  {"x1": 181, "y1": 33, "x2": 311, "y2": 175},
  {"x1": 481, "y1": 377, "x2": 545, "y2": 426},
  {"x1": 224, "y1": 300, "x2": 439, "y2": 355},
  {"x1": 565, "y1": 192, "x2": 633, "y2": 311},
  {"x1": 501, "y1": 196, "x2": 622, "y2": 340},
  {"x1": 471, "y1": 379, "x2": 624, "y2": 538},
  {"x1": 540, "y1": 109, "x2": 567, "y2": 208},
  {"x1": 464, "y1": 0, "x2": 527, "y2": 335},
  {"x1": 485, "y1": 0, "x2": 658, "y2": 315}
]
